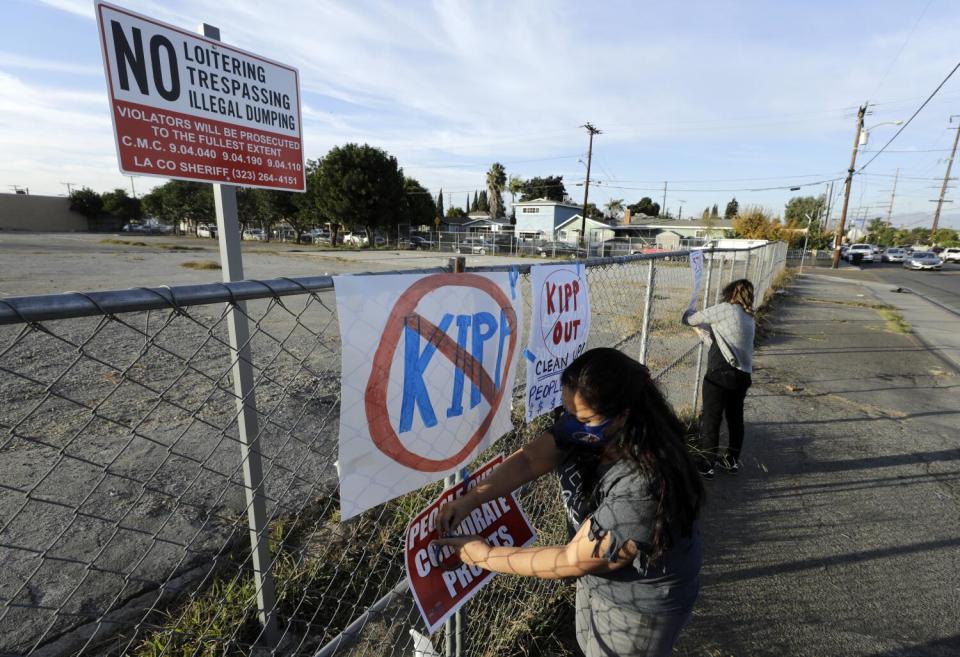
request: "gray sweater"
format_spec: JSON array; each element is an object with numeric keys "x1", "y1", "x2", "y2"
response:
[{"x1": 684, "y1": 302, "x2": 755, "y2": 373}]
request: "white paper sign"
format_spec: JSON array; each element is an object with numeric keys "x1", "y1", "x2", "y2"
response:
[
  {"x1": 334, "y1": 272, "x2": 523, "y2": 520},
  {"x1": 687, "y1": 250, "x2": 705, "y2": 313},
  {"x1": 524, "y1": 264, "x2": 591, "y2": 421}
]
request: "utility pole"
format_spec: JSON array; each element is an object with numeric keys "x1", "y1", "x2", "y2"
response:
[
  {"x1": 579, "y1": 122, "x2": 601, "y2": 253},
  {"x1": 885, "y1": 168, "x2": 899, "y2": 225},
  {"x1": 61, "y1": 182, "x2": 77, "y2": 196},
  {"x1": 931, "y1": 115, "x2": 960, "y2": 244},
  {"x1": 832, "y1": 104, "x2": 867, "y2": 268},
  {"x1": 129, "y1": 176, "x2": 137, "y2": 199},
  {"x1": 661, "y1": 181, "x2": 668, "y2": 215}
]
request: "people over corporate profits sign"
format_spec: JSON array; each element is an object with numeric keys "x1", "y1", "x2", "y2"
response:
[
  {"x1": 95, "y1": 2, "x2": 304, "y2": 191},
  {"x1": 334, "y1": 272, "x2": 523, "y2": 519},
  {"x1": 524, "y1": 264, "x2": 591, "y2": 421},
  {"x1": 405, "y1": 455, "x2": 536, "y2": 634},
  {"x1": 687, "y1": 249, "x2": 705, "y2": 313}
]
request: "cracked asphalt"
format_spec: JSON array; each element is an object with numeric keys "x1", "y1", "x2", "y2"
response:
[{"x1": 675, "y1": 274, "x2": 959, "y2": 657}]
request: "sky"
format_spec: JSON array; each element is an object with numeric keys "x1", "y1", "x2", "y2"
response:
[{"x1": 2, "y1": 0, "x2": 960, "y2": 231}]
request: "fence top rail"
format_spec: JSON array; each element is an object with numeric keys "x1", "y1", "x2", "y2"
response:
[{"x1": 0, "y1": 243, "x2": 782, "y2": 326}]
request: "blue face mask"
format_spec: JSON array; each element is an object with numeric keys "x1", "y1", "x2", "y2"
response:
[{"x1": 553, "y1": 411, "x2": 614, "y2": 447}]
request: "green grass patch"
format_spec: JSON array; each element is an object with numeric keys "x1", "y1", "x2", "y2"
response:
[
  {"x1": 180, "y1": 260, "x2": 222, "y2": 270},
  {"x1": 100, "y1": 239, "x2": 205, "y2": 251},
  {"x1": 876, "y1": 306, "x2": 911, "y2": 334},
  {"x1": 100, "y1": 238, "x2": 147, "y2": 247}
]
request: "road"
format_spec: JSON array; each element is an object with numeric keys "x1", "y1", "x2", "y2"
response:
[{"x1": 865, "y1": 261, "x2": 960, "y2": 314}]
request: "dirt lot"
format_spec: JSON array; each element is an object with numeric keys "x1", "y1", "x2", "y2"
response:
[{"x1": 0, "y1": 232, "x2": 719, "y2": 655}]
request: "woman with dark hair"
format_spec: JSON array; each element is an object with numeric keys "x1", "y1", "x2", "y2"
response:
[
  {"x1": 437, "y1": 347, "x2": 704, "y2": 657},
  {"x1": 682, "y1": 278, "x2": 756, "y2": 478}
]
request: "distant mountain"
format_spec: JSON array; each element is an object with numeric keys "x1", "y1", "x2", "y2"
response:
[{"x1": 886, "y1": 209, "x2": 960, "y2": 230}]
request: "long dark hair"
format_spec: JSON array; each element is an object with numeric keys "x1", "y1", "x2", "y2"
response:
[
  {"x1": 560, "y1": 347, "x2": 704, "y2": 562},
  {"x1": 722, "y1": 278, "x2": 754, "y2": 315}
]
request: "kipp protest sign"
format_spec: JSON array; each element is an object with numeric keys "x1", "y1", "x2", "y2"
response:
[
  {"x1": 524, "y1": 264, "x2": 591, "y2": 421},
  {"x1": 334, "y1": 272, "x2": 523, "y2": 520},
  {"x1": 404, "y1": 454, "x2": 536, "y2": 634},
  {"x1": 687, "y1": 249, "x2": 705, "y2": 314}
]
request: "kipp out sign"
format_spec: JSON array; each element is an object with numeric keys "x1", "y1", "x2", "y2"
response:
[
  {"x1": 334, "y1": 272, "x2": 523, "y2": 519},
  {"x1": 404, "y1": 455, "x2": 536, "y2": 634},
  {"x1": 95, "y1": 2, "x2": 304, "y2": 191},
  {"x1": 524, "y1": 264, "x2": 591, "y2": 421}
]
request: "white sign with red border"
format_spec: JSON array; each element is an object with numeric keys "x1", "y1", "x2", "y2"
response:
[
  {"x1": 405, "y1": 454, "x2": 537, "y2": 634},
  {"x1": 95, "y1": 1, "x2": 305, "y2": 191}
]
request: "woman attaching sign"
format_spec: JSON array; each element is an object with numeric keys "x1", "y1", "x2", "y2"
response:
[{"x1": 436, "y1": 347, "x2": 704, "y2": 657}]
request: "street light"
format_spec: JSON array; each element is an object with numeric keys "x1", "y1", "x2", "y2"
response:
[{"x1": 859, "y1": 120, "x2": 904, "y2": 147}]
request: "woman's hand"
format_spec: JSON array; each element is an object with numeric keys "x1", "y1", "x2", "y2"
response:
[
  {"x1": 433, "y1": 535, "x2": 491, "y2": 567},
  {"x1": 438, "y1": 494, "x2": 476, "y2": 536}
]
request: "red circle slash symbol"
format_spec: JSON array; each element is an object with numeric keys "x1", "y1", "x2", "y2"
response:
[{"x1": 364, "y1": 274, "x2": 518, "y2": 472}]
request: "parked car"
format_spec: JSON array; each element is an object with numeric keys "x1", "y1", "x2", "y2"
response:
[
  {"x1": 536, "y1": 241, "x2": 587, "y2": 258},
  {"x1": 196, "y1": 224, "x2": 217, "y2": 238},
  {"x1": 456, "y1": 237, "x2": 492, "y2": 254},
  {"x1": 242, "y1": 228, "x2": 267, "y2": 241},
  {"x1": 307, "y1": 228, "x2": 331, "y2": 244},
  {"x1": 881, "y1": 247, "x2": 906, "y2": 263},
  {"x1": 903, "y1": 252, "x2": 943, "y2": 270},
  {"x1": 409, "y1": 236, "x2": 435, "y2": 250},
  {"x1": 941, "y1": 247, "x2": 960, "y2": 263},
  {"x1": 844, "y1": 243, "x2": 874, "y2": 263},
  {"x1": 341, "y1": 232, "x2": 369, "y2": 246}
]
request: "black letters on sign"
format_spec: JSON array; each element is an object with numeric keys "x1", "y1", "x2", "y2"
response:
[
  {"x1": 111, "y1": 21, "x2": 148, "y2": 94},
  {"x1": 149, "y1": 35, "x2": 180, "y2": 101}
]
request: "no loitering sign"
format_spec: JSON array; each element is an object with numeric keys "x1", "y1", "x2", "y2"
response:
[{"x1": 95, "y1": 2, "x2": 305, "y2": 191}]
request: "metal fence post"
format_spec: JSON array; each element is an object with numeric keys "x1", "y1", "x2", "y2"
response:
[
  {"x1": 691, "y1": 251, "x2": 715, "y2": 416},
  {"x1": 203, "y1": 21, "x2": 278, "y2": 646},
  {"x1": 743, "y1": 247, "x2": 753, "y2": 282},
  {"x1": 638, "y1": 259, "x2": 656, "y2": 365},
  {"x1": 714, "y1": 251, "x2": 726, "y2": 304},
  {"x1": 445, "y1": 256, "x2": 467, "y2": 657}
]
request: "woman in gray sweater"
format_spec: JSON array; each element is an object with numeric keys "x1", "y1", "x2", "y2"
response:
[{"x1": 682, "y1": 279, "x2": 755, "y2": 478}]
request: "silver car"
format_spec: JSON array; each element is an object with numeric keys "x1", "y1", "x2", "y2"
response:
[
  {"x1": 882, "y1": 248, "x2": 906, "y2": 263},
  {"x1": 903, "y1": 252, "x2": 942, "y2": 270}
]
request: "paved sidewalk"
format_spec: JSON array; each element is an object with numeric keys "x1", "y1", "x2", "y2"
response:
[{"x1": 676, "y1": 274, "x2": 960, "y2": 657}]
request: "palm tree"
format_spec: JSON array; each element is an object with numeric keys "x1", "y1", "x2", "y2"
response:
[
  {"x1": 507, "y1": 175, "x2": 524, "y2": 217},
  {"x1": 487, "y1": 162, "x2": 507, "y2": 219},
  {"x1": 604, "y1": 198, "x2": 624, "y2": 223}
]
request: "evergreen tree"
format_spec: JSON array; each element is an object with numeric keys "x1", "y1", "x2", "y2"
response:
[
  {"x1": 437, "y1": 189, "x2": 444, "y2": 219},
  {"x1": 471, "y1": 191, "x2": 478, "y2": 212},
  {"x1": 711, "y1": 204, "x2": 719, "y2": 219},
  {"x1": 724, "y1": 197, "x2": 739, "y2": 219},
  {"x1": 478, "y1": 190, "x2": 489, "y2": 212}
]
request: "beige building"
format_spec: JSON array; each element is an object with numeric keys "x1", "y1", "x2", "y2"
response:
[{"x1": 0, "y1": 193, "x2": 87, "y2": 232}]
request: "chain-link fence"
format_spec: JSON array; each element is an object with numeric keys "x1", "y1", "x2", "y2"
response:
[{"x1": 0, "y1": 242, "x2": 786, "y2": 657}]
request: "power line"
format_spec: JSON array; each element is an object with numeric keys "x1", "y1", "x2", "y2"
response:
[{"x1": 857, "y1": 59, "x2": 960, "y2": 173}]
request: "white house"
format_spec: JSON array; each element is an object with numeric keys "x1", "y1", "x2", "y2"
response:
[
  {"x1": 555, "y1": 215, "x2": 616, "y2": 244},
  {"x1": 512, "y1": 198, "x2": 583, "y2": 238}
]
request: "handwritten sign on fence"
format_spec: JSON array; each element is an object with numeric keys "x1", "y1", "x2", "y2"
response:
[
  {"x1": 334, "y1": 273, "x2": 523, "y2": 520},
  {"x1": 524, "y1": 264, "x2": 591, "y2": 421},
  {"x1": 687, "y1": 249, "x2": 705, "y2": 313},
  {"x1": 405, "y1": 454, "x2": 536, "y2": 634}
]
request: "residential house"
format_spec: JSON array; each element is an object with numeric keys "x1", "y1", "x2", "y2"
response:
[
  {"x1": 554, "y1": 215, "x2": 616, "y2": 244},
  {"x1": 512, "y1": 198, "x2": 583, "y2": 238}
]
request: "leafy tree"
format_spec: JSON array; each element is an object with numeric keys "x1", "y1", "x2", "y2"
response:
[
  {"x1": 783, "y1": 195, "x2": 829, "y2": 248},
  {"x1": 628, "y1": 197, "x2": 660, "y2": 217},
  {"x1": 732, "y1": 206, "x2": 783, "y2": 241},
  {"x1": 400, "y1": 176, "x2": 437, "y2": 229},
  {"x1": 724, "y1": 197, "x2": 739, "y2": 220},
  {"x1": 309, "y1": 143, "x2": 405, "y2": 242},
  {"x1": 604, "y1": 198, "x2": 624, "y2": 222},
  {"x1": 446, "y1": 206, "x2": 466, "y2": 218},
  {"x1": 101, "y1": 188, "x2": 142, "y2": 224},
  {"x1": 140, "y1": 180, "x2": 214, "y2": 230},
  {"x1": 519, "y1": 175, "x2": 566, "y2": 202},
  {"x1": 486, "y1": 162, "x2": 506, "y2": 219},
  {"x1": 583, "y1": 202, "x2": 603, "y2": 219},
  {"x1": 68, "y1": 187, "x2": 103, "y2": 225},
  {"x1": 507, "y1": 175, "x2": 524, "y2": 222}
]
